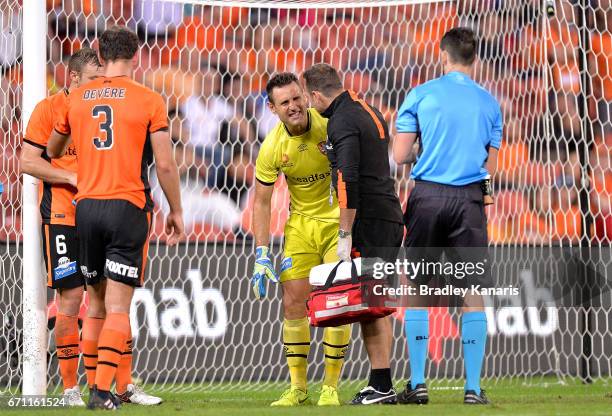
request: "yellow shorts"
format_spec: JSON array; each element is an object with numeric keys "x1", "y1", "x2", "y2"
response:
[{"x1": 280, "y1": 214, "x2": 339, "y2": 282}]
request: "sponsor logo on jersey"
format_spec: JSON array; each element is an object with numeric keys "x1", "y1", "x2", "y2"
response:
[
  {"x1": 106, "y1": 259, "x2": 139, "y2": 278},
  {"x1": 293, "y1": 172, "x2": 331, "y2": 183},
  {"x1": 297, "y1": 143, "x2": 308, "y2": 152},
  {"x1": 317, "y1": 141, "x2": 327, "y2": 155},
  {"x1": 326, "y1": 293, "x2": 349, "y2": 309},
  {"x1": 54, "y1": 256, "x2": 77, "y2": 280},
  {"x1": 292, "y1": 171, "x2": 331, "y2": 184}
]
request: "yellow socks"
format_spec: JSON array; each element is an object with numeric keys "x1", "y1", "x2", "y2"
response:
[
  {"x1": 283, "y1": 317, "x2": 310, "y2": 391},
  {"x1": 322, "y1": 324, "x2": 351, "y2": 387}
]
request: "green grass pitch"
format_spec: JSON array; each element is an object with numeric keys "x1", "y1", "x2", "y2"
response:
[{"x1": 2, "y1": 378, "x2": 610, "y2": 415}]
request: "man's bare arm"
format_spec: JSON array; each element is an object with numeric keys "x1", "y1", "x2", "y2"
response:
[
  {"x1": 253, "y1": 180, "x2": 275, "y2": 247},
  {"x1": 46, "y1": 130, "x2": 72, "y2": 159},
  {"x1": 151, "y1": 130, "x2": 182, "y2": 213},
  {"x1": 339, "y1": 208, "x2": 356, "y2": 234},
  {"x1": 151, "y1": 129, "x2": 184, "y2": 244},
  {"x1": 21, "y1": 142, "x2": 76, "y2": 187},
  {"x1": 393, "y1": 132, "x2": 418, "y2": 165},
  {"x1": 485, "y1": 147, "x2": 499, "y2": 177}
]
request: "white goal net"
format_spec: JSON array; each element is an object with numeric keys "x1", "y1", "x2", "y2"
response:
[{"x1": 1, "y1": 0, "x2": 611, "y2": 393}]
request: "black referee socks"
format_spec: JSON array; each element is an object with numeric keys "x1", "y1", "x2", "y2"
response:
[{"x1": 368, "y1": 368, "x2": 393, "y2": 392}]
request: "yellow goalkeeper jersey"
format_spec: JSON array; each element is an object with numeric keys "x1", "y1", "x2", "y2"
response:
[{"x1": 256, "y1": 108, "x2": 339, "y2": 223}]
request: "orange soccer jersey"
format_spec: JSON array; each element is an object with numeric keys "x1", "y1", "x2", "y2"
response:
[
  {"x1": 24, "y1": 90, "x2": 78, "y2": 226},
  {"x1": 54, "y1": 76, "x2": 168, "y2": 210}
]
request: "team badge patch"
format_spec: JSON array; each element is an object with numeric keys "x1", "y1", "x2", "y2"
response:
[
  {"x1": 280, "y1": 257, "x2": 293, "y2": 272},
  {"x1": 54, "y1": 256, "x2": 77, "y2": 280},
  {"x1": 298, "y1": 143, "x2": 308, "y2": 152},
  {"x1": 281, "y1": 153, "x2": 294, "y2": 168},
  {"x1": 317, "y1": 141, "x2": 327, "y2": 155}
]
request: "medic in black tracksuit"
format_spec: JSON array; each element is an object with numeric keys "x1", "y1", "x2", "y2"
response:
[{"x1": 321, "y1": 90, "x2": 404, "y2": 255}]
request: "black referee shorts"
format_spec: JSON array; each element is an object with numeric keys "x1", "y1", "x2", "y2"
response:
[
  {"x1": 404, "y1": 180, "x2": 491, "y2": 287},
  {"x1": 352, "y1": 217, "x2": 403, "y2": 261},
  {"x1": 405, "y1": 180, "x2": 487, "y2": 247}
]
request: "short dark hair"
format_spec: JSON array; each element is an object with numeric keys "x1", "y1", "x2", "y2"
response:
[
  {"x1": 98, "y1": 26, "x2": 140, "y2": 62},
  {"x1": 266, "y1": 72, "x2": 299, "y2": 103},
  {"x1": 302, "y1": 64, "x2": 343, "y2": 97},
  {"x1": 68, "y1": 47, "x2": 100, "y2": 74},
  {"x1": 440, "y1": 27, "x2": 477, "y2": 66}
]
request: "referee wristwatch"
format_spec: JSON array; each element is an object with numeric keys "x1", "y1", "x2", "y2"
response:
[{"x1": 338, "y1": 229, "x2": 351, "y2": 238}]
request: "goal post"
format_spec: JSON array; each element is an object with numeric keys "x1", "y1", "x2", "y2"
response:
[
  {"x1": 21, "y1": 0, "x2": 48, "y2": 396},
  {"x1": 5, "y1": 0, "x2": 611, "y2": 394}
]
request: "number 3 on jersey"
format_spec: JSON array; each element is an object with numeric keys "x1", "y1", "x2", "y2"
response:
[{"x1": 92, "y1": 104, "x2": 114, "y2": 150}]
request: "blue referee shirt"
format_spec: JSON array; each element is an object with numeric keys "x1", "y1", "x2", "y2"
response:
[{"x1": 396, "y1": 71, "x2": 503, "y2": 186}]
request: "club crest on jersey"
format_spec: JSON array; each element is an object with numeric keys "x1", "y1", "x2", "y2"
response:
[
  {"x1": 281, "y1": 153, "x2": 294, "y2": 168},
  {"x1": 54, "y1": 256, "x2": 77, "y2": 280},
  {"x1": 298, "y1": 143, "x2": 308, "y2": 152},
  {"x1": 317, "y1": 141, "x2": 327, "y2": 155}
]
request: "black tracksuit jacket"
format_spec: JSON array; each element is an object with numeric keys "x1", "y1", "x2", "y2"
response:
[{"x1": 321, "y1": 90, "x2": 403, "y2": 224}]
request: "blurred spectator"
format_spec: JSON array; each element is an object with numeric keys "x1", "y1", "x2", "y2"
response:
[
  {"x1": 487, "y1": 190, "x2": 548, "y2": 244},
  {"x1": 549, "y1": 150, "x2": 582, "y2": 243},
  {"x1": 133, "y1": 0, "x2": 183, "y2": 36},
  {"x1": 552, "y1": 93, "x2": 582, "y2": 142},
  {"x1": 591, "y1": 28, "x2": 611, "y2": 130},
  {"x1": 245, "y1": 91, "x2": 277, "y2": 142},
  {"x1": 0, "y1": 5, "x2": 20, "y2": 69},
  {"x1": 497, "y1": 118, "x2": 547, "y2": 188},
  {"x1": 591, "y1": 141, "x2": 612, "y2": 243},
  {"x1": 180, "y1": 67, "x2": 255, "y2": 188},
  {"x1": 152, "y1": 108, "x2": 241, "y2": 235}
]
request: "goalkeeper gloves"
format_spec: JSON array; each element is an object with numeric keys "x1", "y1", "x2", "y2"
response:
[{"x1": 251, "y1": 246, "x2": 279, "y2": 299}]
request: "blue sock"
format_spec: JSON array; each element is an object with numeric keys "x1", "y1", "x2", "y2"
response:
[
  {"x1": 461, "y1": 311, "x2": 487, "y2": 394},
  {"x1": 404, "y1": 309, "x2": 428, "y2": 386}
]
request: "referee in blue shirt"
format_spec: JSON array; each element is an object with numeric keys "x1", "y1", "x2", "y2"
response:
[{"x1": 393, "y1": 28, "x2": 502, "y2": 405}]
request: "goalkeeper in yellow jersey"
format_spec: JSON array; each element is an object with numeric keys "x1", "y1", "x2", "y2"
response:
[{"x1": 251, "y1": 73, "x2": 351, "y2": 407}]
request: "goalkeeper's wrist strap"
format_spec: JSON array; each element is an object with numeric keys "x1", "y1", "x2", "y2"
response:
[{"x1": 255, "y1": 246, "x2": 270, "y2": 258}]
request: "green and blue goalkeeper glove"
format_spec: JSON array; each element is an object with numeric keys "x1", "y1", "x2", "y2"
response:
[{"x1": 251, "y1": 246, "x2": 279, "y2": 300}]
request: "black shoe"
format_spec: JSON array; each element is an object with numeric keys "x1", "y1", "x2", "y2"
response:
[
  {"x1": 464, "y1": 389, "x2": 489, "y2": 405},
  {"x1": 398, "y1": 381, "x2": 428, "y2": 404},
  {"x1": 87, "y1": 385, "x2": 119, "y2": 410},
  {"x1": 350, "y1": 386, "x2": 397, "y2": 405},
  {"x1": 109, "y1": 392, "x2": 121, "y2": 407}
]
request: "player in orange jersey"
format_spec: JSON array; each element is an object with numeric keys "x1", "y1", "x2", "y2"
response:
[
  {"x1": 21, "y1": 48, "x2": 99, "y2": 406},
  {"x1": 48, "y1": 27, "x2": 184, "y2": 410},
  {"x1": 23, "y1": 47, "x2": 164, "y2": 407}
]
